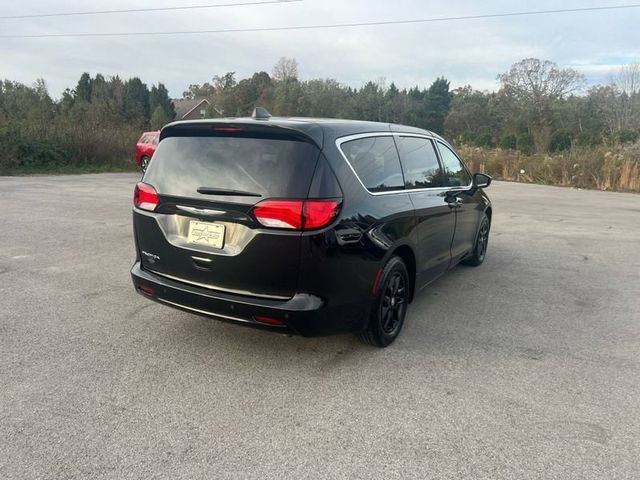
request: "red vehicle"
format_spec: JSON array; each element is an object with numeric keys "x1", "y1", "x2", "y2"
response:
[{"x1": 135, "y1": 131, "x2": 160, "y2": 171}]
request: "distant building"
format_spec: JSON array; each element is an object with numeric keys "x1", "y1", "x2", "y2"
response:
[{"x1": 172, "y1": 98, "x2": 213, "y2": 120}]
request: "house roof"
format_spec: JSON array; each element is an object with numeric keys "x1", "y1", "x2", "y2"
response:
[{"x1": 172, "y1": 98, "x2": 210, "y2": 119}]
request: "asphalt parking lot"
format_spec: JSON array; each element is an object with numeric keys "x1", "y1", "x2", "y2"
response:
[{"x1": 1, "y1": 173, "x2": 639, "y2": 479}]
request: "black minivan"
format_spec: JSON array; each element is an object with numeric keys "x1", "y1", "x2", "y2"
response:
[{"x1": 131, "y1": 109, "x2": 492, "y2": 347}]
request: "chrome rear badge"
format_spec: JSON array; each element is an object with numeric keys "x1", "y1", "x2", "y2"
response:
[{"x1": 177, "y1": 205, "x2": 225, "y2": 216}]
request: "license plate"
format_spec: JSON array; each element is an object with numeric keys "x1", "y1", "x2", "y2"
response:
[{"x1": 187, "y1": 221, "x2": 225, "y2": 249}]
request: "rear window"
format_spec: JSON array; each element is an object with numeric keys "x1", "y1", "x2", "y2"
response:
[
  {"x1": 144, "y1": 135, "x2": 319, "y2": 199},
  {"x1": 340, "y1": 136, "x2": 404, "y2": 192}
]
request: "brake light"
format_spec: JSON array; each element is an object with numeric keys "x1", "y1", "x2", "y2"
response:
[
  {"x1": 253, "y1": 200, "x2": 303, "y2": 229},
  {"x1": 134, "y1": 182, "x2": 159, "y2": 211},
  {"x1": 213, "y1": 126, "x2": 243, "y2": 133},
  {"x1": 253, "y1": 199, "x2": 341, "y2": 230}
]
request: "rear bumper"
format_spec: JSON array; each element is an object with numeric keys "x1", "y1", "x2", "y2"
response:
[{"x1": 130, "y1": 262, "x2": 367, "y2": 336}]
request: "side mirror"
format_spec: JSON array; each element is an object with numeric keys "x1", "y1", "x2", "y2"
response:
[{"x1": 473, "y1": 172, "x2": 492, "y2": 189}]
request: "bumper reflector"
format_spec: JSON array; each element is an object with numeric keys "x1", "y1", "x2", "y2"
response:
[
  {"x1": 254, "y1": 315, "x2": 285, "y2": 326},
  {"x1": 138, "y1": 285, "x2": 155, "y2": 296}
]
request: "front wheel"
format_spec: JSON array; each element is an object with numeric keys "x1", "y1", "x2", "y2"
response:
[
  {"x1": 359, "y1": 256, "x2": 410, "y2": 348},
  {"x1": 464, "y1": 213, "x2": 490, "y2": 266}
]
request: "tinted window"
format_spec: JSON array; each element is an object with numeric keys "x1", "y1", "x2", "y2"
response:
[
  {"x1": 144, "y1": 136, "x2": 319, "y2": 201},
  {"x1": 438, "y1": 142, "x2": 471, "y2": 187},
  {"x1": 340, "y1": 136, "x2": 404, "y2": 192},
  {"x1": 396, "y1": 136, "x2": 444, "y2": 188},
  {"x1": 308, "y1": 155, "x2": 342, "y2": 199}
]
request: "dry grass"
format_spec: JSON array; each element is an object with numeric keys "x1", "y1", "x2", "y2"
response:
[{"x1": 458, "y1": 143, "x2": 640, "y2": 193}]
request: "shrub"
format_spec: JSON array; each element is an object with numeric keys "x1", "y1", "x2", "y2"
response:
[
  {"x1": 0, "y1": 124, "x2": 22, "y2": 170},
  {"x1": 516, "y1": 132, "x2": 535, "y2": 155},
  {"x1": 455, "y1": 143, "x2": 639, "y2": 192},
  {"x1": 476, "y1": 133, "x2": 494, "y2": 148},
  {"x1": 574, "y1": 132, "x2": 598, "y2": 147},
  {"x1": 0, "y1": 125, "x2": 69, "y2": 170},
  {"x1": 499, "y1": 134, "x2": 517, "y2": 150},
  {"x1": 616, "y1": 129, "x2": 639, "y2": 144},
  {"x1": 549, "y1": 130, "x2": 572, "y2": 152}
]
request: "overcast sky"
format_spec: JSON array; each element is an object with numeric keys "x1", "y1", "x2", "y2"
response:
[{"x1": 1, "y1": 0, "x2": 638, "y2": 98}]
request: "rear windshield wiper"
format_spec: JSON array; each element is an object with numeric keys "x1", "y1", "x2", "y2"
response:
[{"x1": 197, "y1": 187, "x2": 262, "y2": 197}]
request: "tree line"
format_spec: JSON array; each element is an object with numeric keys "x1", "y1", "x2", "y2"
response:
[
  {"x1": 0, "y1": 73, "x2": 174, "y2": 171},
  {"x1": 191, "y1": 57, "x2": 639, "y2": 155},
  {"x1": 1, "y1": 57, "x2": 639, "y2": 183}
]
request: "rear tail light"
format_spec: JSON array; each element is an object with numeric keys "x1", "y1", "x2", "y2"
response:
[
  {"x1": 252, "y1": 199, "x2": 341, "y2": 231},
  {"x1": 303, "y1": 200, "x2": 341, "y2": 229},
  {"x1": 134, "y1": 182, "x2": 159, "y2": 211},
  {"x1": 253, "y1": 200, "x2": 304, "y2": 229}
]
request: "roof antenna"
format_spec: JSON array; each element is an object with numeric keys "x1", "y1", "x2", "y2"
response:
[{"x1": 252, "y1": 107, "x2": 272, "y2": 120}]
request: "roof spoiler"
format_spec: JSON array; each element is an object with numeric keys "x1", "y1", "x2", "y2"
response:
[{"x1": 160, "y1": 120, "x2": 322, "y2": 147}]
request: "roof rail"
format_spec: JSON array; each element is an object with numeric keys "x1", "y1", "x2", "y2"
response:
[{"x1": 252, "y1": 107, "x2": 272, "y2": 120}]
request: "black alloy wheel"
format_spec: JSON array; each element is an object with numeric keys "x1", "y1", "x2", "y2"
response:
[
  {"x1": 464, "y1": 213, "x2": 490, "y2": 266},
  {"x1": 360, "y1": 256, "x2": 410, "y2": 347},
  {"x1": 381, "y1": 272, "x2": 407, "y2": 334}
]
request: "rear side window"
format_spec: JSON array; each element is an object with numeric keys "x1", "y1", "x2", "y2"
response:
[
  {"x1": 437, "y1": 142, "x2": 472, "y2": 187},
  {"x1": 307, "y1": 155, "x2": 342, "y2": 199},
  {"x1": 396, "y1": 136, "x2": 444, "y2": 188},
  {"x1": 340, "y1": 136, "x2": 404, "y2": 192},
  {"x1": 144, "y1": 136, "x2": 319, "y2": 200}
]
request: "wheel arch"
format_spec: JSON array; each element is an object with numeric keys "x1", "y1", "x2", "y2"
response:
[{"x1": 389, "y1": 244, "x2": 417, "y2": 303}]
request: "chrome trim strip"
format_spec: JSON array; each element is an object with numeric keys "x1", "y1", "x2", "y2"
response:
[
  {"x1": 335, "y1": 132, "x2": 396, "y2": 197},
  {"x1": 147, "y1": 268, "x2": 291, "y2": 301},
  {"x1": 176, "y1": 205, "x2": 226, "y2": 216},
  {"x1": 335, "y1": 132, "x2": 473, "y2": 196},
  {"x1": 191, "y1": 256, "x2": 213, "y2": 263},
  {"x1": 156, "y1": 298, "x2": 257, "y2": 324}
]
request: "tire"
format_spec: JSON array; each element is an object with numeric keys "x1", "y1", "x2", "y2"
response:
[
  {"x1": 359, "y1": 256, "x2": 410, "y2": 348},
  {"x1": 464, "y1": 213, "x2": 490, "y2": 267},
  {"x1": 141, "y1": 156, "x2": 150, "y2": 172}
]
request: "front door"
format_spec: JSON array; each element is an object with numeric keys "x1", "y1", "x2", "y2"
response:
[
  {"x1": 395, "y1": 135, "x2": 455, "y2": 287},
  {"x1": 436, "y1": 141, "x2": 481, "y2": 265}
]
